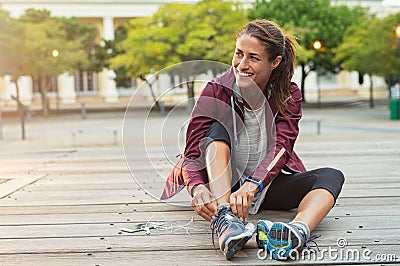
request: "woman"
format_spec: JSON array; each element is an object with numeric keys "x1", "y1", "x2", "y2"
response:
[{"x1": 161, "y1": 19, "x2": 344, "y2": 261}]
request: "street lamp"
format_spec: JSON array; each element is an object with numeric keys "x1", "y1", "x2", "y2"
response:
[
  {"x1": 312, "y1": 40, "x2": 323, "y2": 108},
  {"x1": 51, "y1": 49, "x2": 60, "y2": 58},
  {"x1": 395, "y1": 24, "x2": 400, "y2": 38},
  {"x1": 51, "y1": 49, "x2": 61, "y2": 111},
  {"x1": 312, "y1": 40, "x2": 322, "y2": 50}
]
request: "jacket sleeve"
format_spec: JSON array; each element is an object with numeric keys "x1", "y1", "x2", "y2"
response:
[
  {"x1": 250, "y1": 83, "x2": 303, "y2": 188},
  {"x1": 181, "y1": 82, "x2": 219, "y2": 195}
]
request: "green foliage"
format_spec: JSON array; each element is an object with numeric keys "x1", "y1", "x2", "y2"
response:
[
  {"x1": 55, "y1": 16, "x2": 98, "y2": 71},
  {"x1": 335, "y1": 15, "x2": 380, "y2": 75},
  {"x1": 250, "y1": 0, "x2": 366, "y2": 72},
  {"x1": 0, "y1": 8, "x2": 89, "y2": 79},
  {"x1": 0, "y1": 9, "x2": 28, "y2": 80},
  {"x1": 249, "y1": 0, "x2": 367, "y2": 99},
  {"x1": 111, "y1": 0, "x2": 248, "y2": 78},
  {"x1": 336, "y1": 12, "x2": 400, "y2": 86},
  {"x1": 0, "y1": 8, "x2": 93, "y2": 115}
]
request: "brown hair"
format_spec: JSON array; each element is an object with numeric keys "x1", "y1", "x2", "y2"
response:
[{"x1": 236, "y1": 19, "x2": 299, "y2": 115}]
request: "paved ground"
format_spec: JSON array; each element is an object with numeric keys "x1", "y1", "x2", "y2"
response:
[{"x1": 0, "y1": 97, "x2": 398, "y2": 149}]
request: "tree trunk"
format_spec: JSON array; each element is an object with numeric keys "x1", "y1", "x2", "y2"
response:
[
  {"x1": 38, "y1": 76, "x2": 50, "y2": 117},
  {"x1": 140, "y1": 75, "x2": 160, "y2": 111},
  {"x1": 14, "y1": 76, "x2": 21, "y2": 112},
  {"x1": 369, "y1": 74, "x2": 374, "y2": 109}
]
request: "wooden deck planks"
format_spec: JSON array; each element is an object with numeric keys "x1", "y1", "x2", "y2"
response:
[
  {"x1": 0, "y1": 250, "x2": 398, "y2": 266},
  {"x1": 0, "y1": 141, "x2": 399, "y2": 265}
]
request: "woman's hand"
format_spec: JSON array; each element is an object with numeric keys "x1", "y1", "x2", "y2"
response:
[
  {"x1": 230, "y1": 182, "x2": 259, "y2": 221},
  {"x1": 191, "y1": 184, "x2": 217, "y2": 222}
]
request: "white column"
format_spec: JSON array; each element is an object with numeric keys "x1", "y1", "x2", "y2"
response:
[
  {"x1": 3, "y1": 76, "x2": 13, "y2": 101},
  {"x1": 57, "y1": 72, "x2": 76, "y2": 104},
  {"x1": 293, "y1": 67, "x2": 318, "y2": 103},
  {"x1": 18, "y1": 76, "x2": 33, "y2": 104},
  {"x1": 0, "y1": 76, "x2": 6, "y2": 101},
  {"x1": 103, "y1": 16, "x2": 115, "y2": 41},
  {"x1": 99, "y1": 16, "x2": 118, "y2": 102}
]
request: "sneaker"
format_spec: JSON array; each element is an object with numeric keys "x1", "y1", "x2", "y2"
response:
[
  {"x1": 210, "y1": 203, "x2": 255, "y2": 260},
  {"x1": 265, "y1": 221, "x2": 321, "y2": 260},
  {"x1": 256, "y1": 219, "x2": 274, "y2": 249}
]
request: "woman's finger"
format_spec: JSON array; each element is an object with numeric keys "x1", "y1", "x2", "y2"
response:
[
  {"x1": 230, "y1": 194, "x2": 238, "y2": 216},
  {"x1": 236, "y1": 194, "x2": 245, "y2": 221},
  {"x1": 242, "y1": 194, "x2": 249, "y2": 221},
  {"x1": 194, "y1": 197, "x2": 212, "y2": 221}
]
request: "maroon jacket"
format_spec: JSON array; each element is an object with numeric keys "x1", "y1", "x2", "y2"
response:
[{"x1": 160, "y1": 67, "x2": 306, "y2": 200}]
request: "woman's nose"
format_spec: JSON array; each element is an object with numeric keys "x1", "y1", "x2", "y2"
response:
[{"x1": 237, "y1": 57, "x2": 248, "y2": 70}]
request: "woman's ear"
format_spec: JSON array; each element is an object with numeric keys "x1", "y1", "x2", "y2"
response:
[{"x1": 272, "y1": 56, "x2": 282, "y2": 69}]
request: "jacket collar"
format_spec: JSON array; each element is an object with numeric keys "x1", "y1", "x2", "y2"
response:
[{"x1": 213, "y1": 67, "x2": 243, "y2": 103}]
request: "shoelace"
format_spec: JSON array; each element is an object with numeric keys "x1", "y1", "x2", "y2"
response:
[
  {"x1": 290, "y1": 223, "x2": 321, "y2": 254},
  {"x1": 210, "y1": 207, "x2": 229, "y2": 249},
  {"x1": 304, "y1": 233, "x2": 321, "y2": 253}
]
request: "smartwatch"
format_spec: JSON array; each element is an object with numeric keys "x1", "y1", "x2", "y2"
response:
[{"x1": 242, "y1": 176, "x2": 264, "y2": 192}]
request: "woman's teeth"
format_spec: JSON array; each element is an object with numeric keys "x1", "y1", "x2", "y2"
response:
[{"x1": 238, "y1": 71, "x2": 252, "y2": 77}]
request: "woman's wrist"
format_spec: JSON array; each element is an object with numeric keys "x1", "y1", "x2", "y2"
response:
[
  {"x1": 191, "y1": 184, "x2": 205, "y2": 197},
  {"x1": 242, "y1": 176, "x2": 263, "y2": 193},
  {"x1": 241, "y1": 181, "x2": 259, "y2": 194}
]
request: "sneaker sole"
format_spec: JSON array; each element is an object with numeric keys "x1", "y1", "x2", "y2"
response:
[
  {"x1": 256, "y1": 220, "x2": 274, "y2": 249},
  {"x1": 224, "y1": 222, "x2": 255, "y2": 260},
  {"x1": 266, "y1": 222, "x2": 303, "y2": 260}
]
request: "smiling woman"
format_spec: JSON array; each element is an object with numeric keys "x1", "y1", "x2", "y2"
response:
[{"x1": 161, "y1": 19, "x2": 345, "y2": 262}]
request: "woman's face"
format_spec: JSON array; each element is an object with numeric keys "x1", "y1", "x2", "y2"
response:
[{"x1": 232, "y1": 34, "x2": 281, "y2": 93}]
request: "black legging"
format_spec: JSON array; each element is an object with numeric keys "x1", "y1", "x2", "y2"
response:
[
  {"x1": 203, "y1": 121, "x2": 345, "y2": 210},
  {"x1": 261, "y1": 168, "x2": 344, "y2": 210}
]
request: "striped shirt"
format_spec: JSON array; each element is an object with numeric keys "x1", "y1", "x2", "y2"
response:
[{"x1": 234, "y1": 105, "x2": 268, "y2": 180}]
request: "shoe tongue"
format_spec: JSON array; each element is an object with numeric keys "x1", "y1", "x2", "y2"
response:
[
  {"x1": 225, "y1": 213, "x2": 235, "y2": 220},
  {"x1": 290, "y1": 221, "x2": 310, "y2": 238},
  {"x1": 217, "y1": 203, "x2": 230, "y2": 211}
]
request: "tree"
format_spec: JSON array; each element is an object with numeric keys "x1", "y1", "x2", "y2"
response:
[
  {"x1": 249, "y1": 0, "x2": 366, "y2": 102},
  {"x1": 111, "y1": 0, "x2": 247, "y2": 109},
  {"x1": 378, "y1": 13, "x2": 400, "y2": 87},
  {"x1": 336, "y1": 12, "x2": 400, "y2": 107},
  {"x1": 0, "y1": 9, "x2": 29, "y2": 100},
  {"x1": 19, "y1": 9, "x2": 88, "y2": 116},
  {"x1": 0, "y1": 9, "x2": 90, "y2": 116},
  {"x1": 55, "y1": 16, "x2": 98, "y2": 71},
  {"x1": 111, "y1": 0, "x2": 247, "y2": 79}
]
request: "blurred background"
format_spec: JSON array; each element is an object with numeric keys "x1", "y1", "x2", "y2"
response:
[{"x1": 0, "y1": 0, "x2": 400, "y2": 120}]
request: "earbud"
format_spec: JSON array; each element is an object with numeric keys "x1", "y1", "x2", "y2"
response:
[{"x1": 145, "y1": 226, "x2": 151, "y2": 235}]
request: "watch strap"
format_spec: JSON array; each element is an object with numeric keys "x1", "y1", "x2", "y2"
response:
[{"x1": 242, "y1": 176, "x2": 264, "y2": 192}]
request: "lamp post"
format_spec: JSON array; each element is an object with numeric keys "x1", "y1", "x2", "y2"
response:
[
  {"x1": 312, "y1": 40, "x2": 322, "y2": 108},
  {"x1": 51, "y1": 49, "x2": 61, "y2": 111}
]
